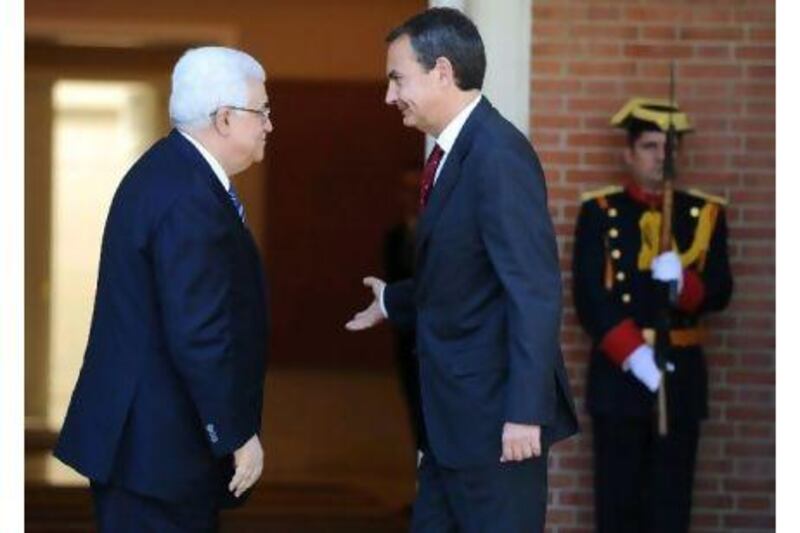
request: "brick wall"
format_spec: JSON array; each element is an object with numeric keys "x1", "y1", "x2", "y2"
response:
[{"x1": 530, "y1": 1, "x2": 775, "y2": 531}]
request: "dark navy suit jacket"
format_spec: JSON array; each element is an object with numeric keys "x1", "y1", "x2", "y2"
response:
[
  {"x1": 54, "y1": 130, "x2": 269, "y2": 506},
  {"x1": 385, "y1": 98, "x2": 578, "y2": 469}
]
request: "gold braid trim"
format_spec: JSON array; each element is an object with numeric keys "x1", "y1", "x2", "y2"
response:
[{"x1": 636, "y1": 203, "x2": 720, "y2": 271}]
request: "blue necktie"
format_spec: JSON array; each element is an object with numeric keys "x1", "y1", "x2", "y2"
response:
[{"x1": 227, "y1": 185, "x2": 246, "y2": 223}]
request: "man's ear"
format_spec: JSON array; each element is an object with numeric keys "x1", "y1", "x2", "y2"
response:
[
  {"x1": 212, "y1": 107, "x2": 232, "y2": 136},
  {"x1": 623, "y1": 146, "x2": 634, "y2": 166},
  {"x1": 433, "y1": 56, "x2": 455, "y2": 87}
]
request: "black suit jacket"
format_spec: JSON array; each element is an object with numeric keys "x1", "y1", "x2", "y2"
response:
[
  {"x1": 54, "y1": 130, "x2": 269, "y2": 505},
  {"x1": 385, "y1": 98, "x2": 578, "y2": 469}
]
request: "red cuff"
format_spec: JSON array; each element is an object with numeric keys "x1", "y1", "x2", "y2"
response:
[
  {"x1": 677, "y1": 269, "x2": 706, "y2": 313},
  {"x1": 600, "y1": 319, "x2": 644, "y2": 367}
]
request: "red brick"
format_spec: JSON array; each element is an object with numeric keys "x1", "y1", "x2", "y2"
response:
[
  {"x1": 641, "y1": 26, "x2": 678, "y2": 40},
  {"x1": 734, "y1": 8, "x2": 776, "y2": 24},
  {"x1": 725, "y1": 441, "x2": 774, "y2": 457},
  {"x1": 736, "y1": 45, "x2": 775, "y2": 61},
  {"x1": 571, "y1": 24, "x2": 639, "y2": 40},
  {"x1": 625, "y1": 5, "x2": 691, "y2": 23},
  {"x1": 680, "y1": 63, "x2": 743, "y2": 79},
  {"x1": 533, "y1": 78, "x2": 583, "y2": 94},
  {"x1": 744, "y1": 136, "x2": 775, "y2": 152},
  {"x1": 724, "y1": 477, "x2": 775, "y2": 493},
  {"x1": 567, "y1": 132, "x2": 619, "y2": 149},
  {"x1": 534, "y1": 23, "x2": 572, "y2": 40},
  {"x1": 747, "y1": 64, "x2": 775, "y2": 78},
  {"x1": 531, "y1": 59, "x2": 564, "y2": 76},
  {"x1": 568, "y1": 61, "x2": 637, "y2": 77},
  {"x1": 748, "y1": 26, "x2": 775, "y2": 41},
  {"x1": 695, "y1": 44, "x2": 733, "y2": 59},
  {"x1": 680, "y1": 27, "x2": 745, "y2": 41},
  {"x1": 692, "y1": 7, "x2": 735, "y2": 23},
  {"x1": 737, "y1": 496, "x2": 774, "y2": 511},
  {"x1": 624, "y1": 43, "x2": 694, "y2": 59},
  {"x1": 725, "y1": 405, "x2": 774, "y2": 421},
  {"x1": 725, "y1": 510, "x2": 774, "y2": 529}
]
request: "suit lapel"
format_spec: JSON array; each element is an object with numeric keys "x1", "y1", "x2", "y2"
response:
[{"x1": 415, "y1": 99, "x2": 492, "y2": 263}]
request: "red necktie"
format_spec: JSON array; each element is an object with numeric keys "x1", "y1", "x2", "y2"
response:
[{"x1": 419, "y1": 144, "x2": 445, "y2": 209}]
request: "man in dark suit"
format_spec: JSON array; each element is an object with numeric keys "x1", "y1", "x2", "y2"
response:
[
  {"x1": 346, "y1": 8, "x2": 578, "y2": 532},
  {"x1": 54, "y1": 46, "x2": 273, "y2": 532}
]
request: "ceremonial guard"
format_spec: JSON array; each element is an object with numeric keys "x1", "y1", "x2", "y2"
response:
[{"x1": 572, "y1": 98, "x2": 734, "y2": 533}]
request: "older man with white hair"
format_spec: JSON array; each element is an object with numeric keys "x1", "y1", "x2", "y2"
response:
[{"x1": 54, "y1": 46, "x2": 273, "y2": 532}]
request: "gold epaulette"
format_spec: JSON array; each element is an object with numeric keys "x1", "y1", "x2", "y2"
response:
[
  {"x1": 686, "y1": 188, "x2": 729, "y2": 206},
  {"x1": 580, "y1": 185, "x2": 624, "y2": 203}
]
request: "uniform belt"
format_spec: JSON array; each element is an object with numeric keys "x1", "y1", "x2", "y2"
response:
[{"x1": 642, "y1": 327, "x2": 705, "y2": 348}]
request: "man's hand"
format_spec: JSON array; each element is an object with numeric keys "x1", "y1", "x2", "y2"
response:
[
  {"x1": 624, "y1": 344, "x2": 662, "y2": 392},
  {"x1": 651, "y1": 251, "x2": 684, "y2": 293},
  {"x1": 500, "y1": 422, "x2": 542, "y2": 462},
  {"x1": 345, "y1": 277, "x2": 387, "y2": 331},
  {"x1": 229, "y1": 434, "x2": 263, "y2": 498}
]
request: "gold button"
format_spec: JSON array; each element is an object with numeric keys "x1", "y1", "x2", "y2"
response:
[
  {"x1": 622, "y1": 293, "x2": 631, "y2": 303},
  {"x1": 611, "y1": 249, "x2": 621, "y2": 259},
  {"x1": 616, "y1": 271, "x2": 626, "y2": 281},
  {"x1": 690, "y1": 206, "x2": 700, "y2": 217},
  {"x1": 609, "y1": 228, "x2": 619, "y2": 238},
  {"x1": 608, "y1": 208, "x2": 618, "y2": 218}
]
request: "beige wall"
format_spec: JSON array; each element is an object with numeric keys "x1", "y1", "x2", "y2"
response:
[{"x1": 26, "y1": 0, "x2": 422, "y2": 81}]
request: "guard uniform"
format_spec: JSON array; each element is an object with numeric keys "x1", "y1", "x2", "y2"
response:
[{"x1": 572, "y1": 98, "x2": 734, "y2": 533}]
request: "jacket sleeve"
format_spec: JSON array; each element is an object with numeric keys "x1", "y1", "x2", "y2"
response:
[
  {"x1": 572, "y1": 201, "x2": 644, "y2": 366},
  {"x1": 697, "y1": 206, "x2": 734, "y2": 313},
  {"x1": 153, "y1": 192, "x2": 258, "y2": 458},
  {"x1": 477, "y1": 147, "x2": 561, "y2": 425},
  {"x1": 384, "y1": 279, "x2": 416, "y2": 330}
]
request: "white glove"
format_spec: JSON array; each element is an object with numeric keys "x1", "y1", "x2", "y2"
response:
[
  {"x1": 623, "y1": 344, "x2": 662, "y2": 392},
  {"x1": 651, "y1": 251, "x2": 683, "y2": 293}
]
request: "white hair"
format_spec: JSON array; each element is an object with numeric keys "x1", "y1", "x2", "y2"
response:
[{"x1": 169, "y1": 46, "x2": 266, "y2": 128}]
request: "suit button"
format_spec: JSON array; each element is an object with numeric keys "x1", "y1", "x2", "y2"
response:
[
  {"x1": 609, "y1": 228, "x2": 619, "y2": 238},
  {"x1": 608, "y1": 208, "x2": 618, "y2": 218},
  {"x1": 611, "y1": 249, "x2": 621, "y2": 260},
  {"x1": 616, "y1": 271, "x2": 626, "y2": 281},
  {"x1": 690, "y1": 206, "x2": 700, "y2": 217},
  {"x1": 622, "y1": 293, "x2": 632, "y2": 303}
]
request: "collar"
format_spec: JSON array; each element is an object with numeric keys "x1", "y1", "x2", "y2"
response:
[
  {"x1": 625, "y1": 181, "x2": 663, "y2": 209},
  {"x1": 178, "y1": 130, "x2": 231, "y2": 191},
  {"x1": 435, "y1": 94, "x2": 482, "y2": 153}
]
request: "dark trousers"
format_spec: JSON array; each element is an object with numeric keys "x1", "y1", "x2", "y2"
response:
[
  {"x1": 90, "y1": 482, "x2": 220, "y2": 533},
  {"x1": 591, "y1": 416, "x2": 700, "y2": 533},
  {"x1": 411, "y1": 449, "x2": 549, "y2": 533}
]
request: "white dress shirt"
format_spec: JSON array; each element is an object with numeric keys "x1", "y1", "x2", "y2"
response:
[
  {"x1": 178, "y1": 130, "x2": 231, "y2": 192},
  {"x1": 432, "y1": 93, "x2": 482, "y2": 185}
]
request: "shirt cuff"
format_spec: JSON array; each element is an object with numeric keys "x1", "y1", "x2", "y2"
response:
[
  {"x1": 600, "y1": 318, "x2": 645, "y2": 367},
  {"x1": 379, "y1": 285, "x2": 389, "y2": 319},
  {"x1": 676, "y1": 269, "x2": 706, "y2": 313}
]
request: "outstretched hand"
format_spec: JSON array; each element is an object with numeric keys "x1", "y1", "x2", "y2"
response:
[{"x1": 345, "y1": 276, "x2": 387, "y2": 331}]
